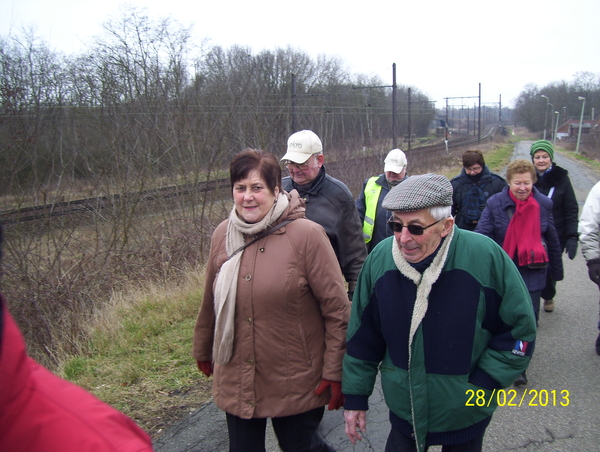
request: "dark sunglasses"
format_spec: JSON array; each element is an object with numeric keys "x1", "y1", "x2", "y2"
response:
[{"x1": 387, "y1": 218, "x2": 442, "y2": 235}]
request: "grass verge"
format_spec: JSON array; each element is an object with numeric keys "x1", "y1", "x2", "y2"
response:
[
  {"x1": 58, "y1": 266, "x2": 213, "y2": 439},
  {"x1": 556, "y1": 147, "x2": 600, "y2": 173}
]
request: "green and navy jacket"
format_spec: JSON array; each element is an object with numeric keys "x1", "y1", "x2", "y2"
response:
[{"x1": 343, "y1": 227, "x2": 536, "y2": 451}]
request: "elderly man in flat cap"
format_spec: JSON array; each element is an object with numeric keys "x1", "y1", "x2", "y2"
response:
[{"x1": 342, "y1": 174, "x2": 537, "y2": 452}]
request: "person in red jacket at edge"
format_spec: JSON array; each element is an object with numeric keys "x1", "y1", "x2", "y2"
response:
[{"x1": 0, "y1": 228, "x2": 154, "y2": 452}]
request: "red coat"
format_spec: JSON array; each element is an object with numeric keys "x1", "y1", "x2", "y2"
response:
[{"x1": 0, "y1": 295, "x2": 153, "y2": 452}]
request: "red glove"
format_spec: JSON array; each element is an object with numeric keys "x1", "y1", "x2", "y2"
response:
[
  {"x1": 315, "y1": 379, "x2": 344, "y2": 410},
  {"x1": 196, "y1": 360, "x2": 213, "y2": 377}
]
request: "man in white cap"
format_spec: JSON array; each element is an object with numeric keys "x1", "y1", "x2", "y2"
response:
[
  {"x1": 356, "y1": 148, "x2": 408, "y2": 252},
  {"x1": 342, "y1": 173, "x2": 536, "y2": 452},
  {"x1": 281, "y1": 130, "x2": 366, "y2": 299}
]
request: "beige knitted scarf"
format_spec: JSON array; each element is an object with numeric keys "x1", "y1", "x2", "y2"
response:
[
  {"x1": 212, "y1": 192, "x2": 289, "y2": 365},
  {"x1": 391, "y1": 226, "x2": 454, "y2": 353},
  {"x1": 391, "y1": 225, "x2": 454, "y2": 452}
]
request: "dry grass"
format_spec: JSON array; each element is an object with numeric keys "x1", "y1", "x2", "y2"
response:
[{"x1": 58, "y1": 265, "x2": 213, "y2": 439}]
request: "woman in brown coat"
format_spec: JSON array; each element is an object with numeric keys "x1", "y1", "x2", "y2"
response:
[{"x1": 193, "y1": 149, "x2": 349, "y2": 452}]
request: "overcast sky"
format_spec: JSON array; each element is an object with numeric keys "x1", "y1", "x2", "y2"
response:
[{"x1": 2, "y1": 0, "x2": 599, "y2": 108}]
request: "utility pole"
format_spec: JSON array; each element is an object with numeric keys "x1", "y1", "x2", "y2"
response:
[
  {"x1": 478, "y1": 83, "x2": 481, "y2": 143},
  {"x1": 576, "y1": 96, "x2": 586, "y2": 155},
  {"x1": 553, "y1": 110, "x2": 559, "y2": 145},
  {"x1": 541, "y1": 95, "x2": 550, "y2": 140},
  {"x1": 291, "y1": 73, "x2": 297, "y2": 132},
  {"x1": 445, "y1": 98, "x2": 449, "y2": 142},
  {"x1": 407, "y1": 87, "x2": 411, "y2": 151},
  {"x1": 392, "y1": 63, "x2": 397, "y2": 148},
  {"x1": 352, "y1": 63, "x2": 398, "y2": 148},
  {"x1": 499, "y1": 94, "x2": 502, "y2": 125}
]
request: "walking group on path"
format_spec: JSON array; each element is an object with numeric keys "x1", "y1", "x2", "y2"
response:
[
  {"x1": 3, "y1": 130, "x2": 600, "y2": 452},
  {"x1": 186, "y1": 131, "x2": 600, "y2": 452}
]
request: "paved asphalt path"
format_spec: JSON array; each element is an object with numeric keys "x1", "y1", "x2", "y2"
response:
[{"x1": 154, "y1": 141, "x2": 600, "y2": 452}]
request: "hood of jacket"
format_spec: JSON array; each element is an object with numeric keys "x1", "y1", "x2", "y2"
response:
[{"x1": 279, "y1": 189, "x2": 306, "y2": 223}]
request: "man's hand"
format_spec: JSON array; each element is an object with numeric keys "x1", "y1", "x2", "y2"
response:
[
  {"x1": 315, "y1": 379, "x2": 344, "y2": 410},
  {"x1": 587, "y1": 258, "x2": 600, "y2": 287},
  {"x1": 196, "y1": 360, "x2": 213, "y2": 377},
  {"x1": 565, "y1": 237, "x2": 578, "y2": 260},
  {"x1": 344, "y1": 410, "x2": 367, "y2": 444},
  {"x1": 347, "y1": 280, "x2": 357, "y2": 302}
]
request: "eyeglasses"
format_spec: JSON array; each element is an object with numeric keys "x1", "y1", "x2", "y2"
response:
[
  {"x1": 387, "y1": 218, "x2": 442, "y2": 235},
  {"x1": 284, "y1": 155, "x2": 314, "y2": 171},
  {"x1": 465, "y1": 166, "x2": 482, "y2": 174}
]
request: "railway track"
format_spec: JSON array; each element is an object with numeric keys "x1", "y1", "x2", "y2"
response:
[
  {"x1": 0, "y1": 178, "x2": 232, "y2": 226},
  {"x1": 0, "y1": 127, "x2": 498, "y2": 226}
]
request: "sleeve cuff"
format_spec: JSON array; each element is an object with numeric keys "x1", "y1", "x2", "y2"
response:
[
  {"x1": 343, "y1": 394, "x2": 370, "y2": 411},
  {"x1": 468, "y1": 367, "x2": 501, "y2": 390}
]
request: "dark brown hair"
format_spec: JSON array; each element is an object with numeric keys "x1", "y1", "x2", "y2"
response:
[
  {"x1": 462, "y1": 150, "x2": 485, "y2": 168},
  {"x1": 230, "y1": 148, "x2": 282, "y2": 194}
]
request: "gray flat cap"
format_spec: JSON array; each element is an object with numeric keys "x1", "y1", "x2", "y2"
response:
[{"x1": 382, "y1": 173, "x2": 453, "y2": 212}]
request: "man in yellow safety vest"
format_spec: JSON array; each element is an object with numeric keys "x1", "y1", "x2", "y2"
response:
[{"x1": 356, "y1": 149, "x2": 408, "y2": 253}]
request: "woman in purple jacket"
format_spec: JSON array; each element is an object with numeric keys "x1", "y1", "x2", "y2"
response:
[{"x1": 475, "y1": 159, "x2": 563, "y2": 386}]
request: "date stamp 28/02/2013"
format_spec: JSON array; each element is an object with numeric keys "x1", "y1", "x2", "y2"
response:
[{"x1": 465, "y1": 388, "x2": 570, "y2": 407}]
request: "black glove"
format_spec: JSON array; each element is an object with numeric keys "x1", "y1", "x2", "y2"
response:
[
  {"x1": 565, "y1": 237, "x2": 578, "y2": 260},
  {"x1": 347, "y1": 281, "x2": 356, "y2": 302},
  {"x1": 587, "y1": 258, "x2": 600, "y2": 287}
]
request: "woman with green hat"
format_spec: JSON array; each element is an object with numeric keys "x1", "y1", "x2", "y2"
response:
[{"x1": 530, "y1": 140, "x2": 579, "y2": 313}]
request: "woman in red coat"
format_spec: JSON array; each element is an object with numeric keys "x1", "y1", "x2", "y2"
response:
[
  {"x1": 0, "y1": 293, "x2": 154, "y2": 452},
  {"x1": 0, "y1": 296, "x2": 152, "y2": 452}
]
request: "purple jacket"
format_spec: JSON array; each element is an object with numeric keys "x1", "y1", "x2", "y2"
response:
[{"x1": 475, "y1": 186, "x2": 563, "y2": 291}]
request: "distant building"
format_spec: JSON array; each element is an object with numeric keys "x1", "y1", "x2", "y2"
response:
[{"x1": 555, "y1": 119, "x2": 599, "y2": 140}]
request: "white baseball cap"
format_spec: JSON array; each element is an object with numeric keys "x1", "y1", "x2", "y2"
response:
[
  {"x1": 384, "y1": 148, "x2": 407, "y2": 174},
  {"x1": 281, "y1": 130, "x2": 323, "y2": 163}
]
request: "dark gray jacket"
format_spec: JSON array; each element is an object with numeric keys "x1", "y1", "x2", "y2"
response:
[
  {"x1": 451, "y1": 166, "x2": 507, "y2": 230},
  {"x1": 283, "y1": 166, "x2": 366, "y2": 286}
]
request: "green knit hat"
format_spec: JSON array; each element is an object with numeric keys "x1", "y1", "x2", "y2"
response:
[{"x1": 530, "y1": 140, "x2": 554, "y2": 161}]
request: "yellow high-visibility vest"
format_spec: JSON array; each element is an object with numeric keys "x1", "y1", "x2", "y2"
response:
[{"x1": 362, "y1": 176, "x2": 383, "y2": 243}]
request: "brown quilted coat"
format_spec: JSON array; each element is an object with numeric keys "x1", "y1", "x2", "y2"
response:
[{"x1": 193, "y1": 190, "x2": 350, "y2": 419}]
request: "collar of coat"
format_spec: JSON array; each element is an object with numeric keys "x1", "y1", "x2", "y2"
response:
[
  {"x1": 290, "y1": 165, "x2": 327, "y2": 196},
  {"x1": 535, "y1": 162, "x2": 568, "y2": 189},
  {"x1": 391, "y1": 225, "x2": 455, "y2": 350}
]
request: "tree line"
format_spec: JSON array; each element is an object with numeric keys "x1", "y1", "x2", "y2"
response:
[
  {"x1": 0, "y1": 5, "x2": 435, "y2": 204},
  {"x1": 513, "y1": 72, "x2": 599, "y2": 141}
]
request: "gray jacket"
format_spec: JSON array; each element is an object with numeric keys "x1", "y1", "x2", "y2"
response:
[{"x1": 283, "y1": 166, "x2": 366, "y2": 287}]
